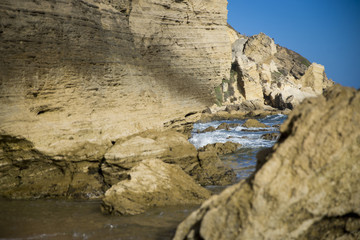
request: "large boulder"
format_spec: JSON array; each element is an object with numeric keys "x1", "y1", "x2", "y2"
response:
[
  {"x1": 174, "y1": 85, "x2": 360, "y2": 240},
  {"x1": 101, "y1": 159, "x2": 211, "y2": 216},
  {"x1": 102, "y1": 130, "x2": 235, "y2": 187},
  {"x1": 102, "y1": 130, "x2": 199, "y2": 186}
]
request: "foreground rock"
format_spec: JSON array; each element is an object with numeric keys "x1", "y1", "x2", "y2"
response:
[
  {"x1": 103, "y1": 130, "x2": 234, "y2": 187},
  {"x1": 0, "y1": 129, "x2": 233, "y2": 199},
  {"x1": 101, "y1": 159, "x2": 211, "y2": 216},
  {"x1": 174, "y1": 85, "x2": 360, "y2": 240}
]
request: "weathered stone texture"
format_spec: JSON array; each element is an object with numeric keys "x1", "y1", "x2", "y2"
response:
[
  {"x1": 101, "y1": 159, "x2": 211, "y2": 216},
  {"x1": 103, "y1": 130, "x2": 235, "y2": 187},
  {"x1": 174, "y1": 85, "x2": 360, "y2": 240},
  {"x1": 0, "y1": 0, "x2": 231, "y2": 198},
  {"x1": 0, "y1": 0, "x2": 230, "y2": 154},
  {"x1": 217, "y1": 31, "x2": 334, "y2": 110}
]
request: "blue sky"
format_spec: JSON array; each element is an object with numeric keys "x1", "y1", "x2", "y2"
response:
[{"x1": 227, "y1": 0, "x2": 360, "y2": 89}]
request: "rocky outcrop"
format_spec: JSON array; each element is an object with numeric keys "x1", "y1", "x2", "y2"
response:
[
  {"x1": 101, "y1": 159, "x2": 211, "y2": 216},
  {"x1": 0, "y1": 0, "x2": 231, "y2": 198},
  {"x1": 261, "y1": 132, "x2": 280, "y2": 141},
  {"x1": 200, "y1": 126, "x2": 217, "y2": 133},
  {"x1": 198, "y1": 142, "x2": 241, "y2": 155},
  {"x1": 195, "y1": 147, "x2": 236, "y2": 186},
  {"x1": 164, "y1": 111, "x2": 202, "y2": 138},
  {"x1": 0, "y1": 134, "x2": 106, "y2": 199},
  {"x1": 216, "y1": 30, "x2": 334, "y2": 110},
  {"x1": 102, "y1": 130, "x2": 198, "y2": 186},
  {"x1": 215, "y1": 122, "x2": 240, "y2": 131},
  {"x1": 174, "y1": 85, "x2": 360, "y2": 240},
  {"x1": 0, "y1": 128, "x2": 234, "y2": 199},
  {"x1": 103, "y1": 130, "x2": 235, "y2": 187},
  {"x1": 299, "y1": 63, "x2": 329, "y2": 94},
  {"x1": 242, "y1": 119, "x2": 269, "y2": 128}
]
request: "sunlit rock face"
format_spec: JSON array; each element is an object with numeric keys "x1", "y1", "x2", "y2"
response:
[
  {"x1": 101, "y1": 159, "x2": 211, "y2": 216},
  {"x1": 0, "y1": 0, "x2": 231, "y2": 198},
  {"x1": 220, "y1": 30, "x2": 334, "y2": 109},
  {"x1": 174, "y1": 85, "x2": 360, "y2": 240}
]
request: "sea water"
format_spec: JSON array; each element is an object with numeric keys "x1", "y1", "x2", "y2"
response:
[
  {"x1": 0, "y1": 114, "x2": 287, "y2": 240},
  {"x1": 190, "y1": 114, "x2": 287, "y2": 181},
  {"x1": 189, "y1": 114, "x2": 286, "y2": 149}
]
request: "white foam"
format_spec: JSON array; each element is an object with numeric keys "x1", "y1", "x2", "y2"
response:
[{"x1": 189, "y1": 114, "x2": 286, "y2": 149}]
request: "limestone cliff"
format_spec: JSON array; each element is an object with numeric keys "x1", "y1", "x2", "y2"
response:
[
  {"x1": 0, "y1": 0, "x2": 338, "y2": 201},
  {"x1": 0, "y1": 0, "x2": 231, "y2": 198},
  {"x1": 216, "y1": 30, "x2": 334, "y2": 110},
  {"x1": 174, "y1": 85, "x2": 360, "y2": 240}
]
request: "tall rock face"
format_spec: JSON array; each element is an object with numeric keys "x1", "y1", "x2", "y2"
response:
[
  {"x1": 174, "y1": 85, "x2": 360, "y2": 240},
  {"x1": 0, "y1": 0, "x2": 231, "y2": 198},
  {"x1": 219, "y1": 31, "x2": 334, "y2": 109}
]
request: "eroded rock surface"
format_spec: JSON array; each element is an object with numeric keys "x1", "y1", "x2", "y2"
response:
[
  {"x1": 103, "y1": 130, "x2": 199, "y2": 186},
  {"x1": 195, "y1": 147, "x2": 236, "y2": 186},
  {"x1": 103, "y1": 130, "x2": 235, "y2": 187},
  {"x1": 0, "y1": 0, "x2": 231, "y2": 198},
  {"x1": 0, "y1": 135, "x2": 106, "y2": 199},
  {"x1": 198, "y1": 142, "x2": 241, "y2": 155},
  {"x1": 174, "y1": 85, "x2": 360, "y2": 240},
  {"x1": 101, "y1": 159, "x2": 211, "y2": 216},
  {"x1": 216, "y1": 30, "x2": 334, "y2": 111}
]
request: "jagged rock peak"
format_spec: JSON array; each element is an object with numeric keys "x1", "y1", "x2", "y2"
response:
[{"x1": 220, "y1": 29, "x2": 334, "y2": 110}]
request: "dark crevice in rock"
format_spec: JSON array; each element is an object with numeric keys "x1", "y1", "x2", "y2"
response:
[
  {"x1": 189, "y1": 220, "x2": 205, "y2": 240},
  {"x1": 277, "y1": 113, "x2": 301, "y2": 144},
  {"x1": 65, "y1": 162, "x2": 75, "y2": 198},
  {"x1": 98, "y1": 156, "x2": 110, "y2": 189},
  {"x1": 232, "y1": 60, "x2": 246, "y2": 99},
  {"x1": 184, "y1": 111, "x2": 197, "y2": 118},
  {"x1": 301, "y1": 213, "x2": 360, "y2": 240}
]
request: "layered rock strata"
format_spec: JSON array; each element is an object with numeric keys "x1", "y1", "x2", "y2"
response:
[
  {"x1": 216, "y1": 31, "x2": 334, "y2": 110},
  {"x1": 174, "y1": 85, "x2": 360, "y2": 240},
  {"x1": 0, "y1": 0, "x2": 231, "y2": 198}
]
